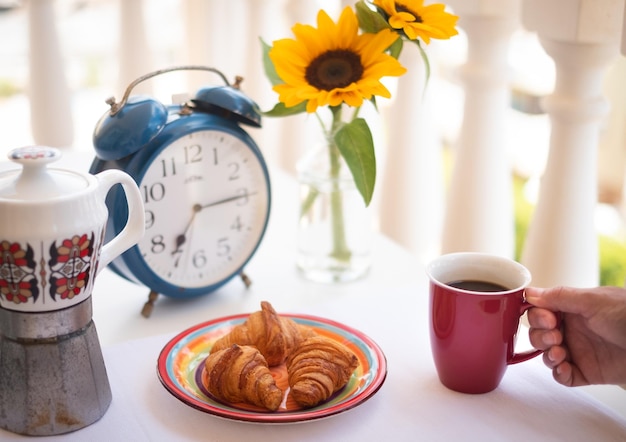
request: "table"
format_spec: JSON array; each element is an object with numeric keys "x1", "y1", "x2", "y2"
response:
[{"x1": 2, "y1": 156, "x2": 626, "y2": 441}]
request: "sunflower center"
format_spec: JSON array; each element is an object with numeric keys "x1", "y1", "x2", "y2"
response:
[
  {"x1": 396, "y1": 4, "x2": 423, "y2": 23},
  {"x1": 305, "y1": 50, "x2": 364, "y2": 91}
]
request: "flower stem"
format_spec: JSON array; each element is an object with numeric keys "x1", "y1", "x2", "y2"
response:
[{"x1": 328, "y1": 106, "x2": 351, "y2": 263}]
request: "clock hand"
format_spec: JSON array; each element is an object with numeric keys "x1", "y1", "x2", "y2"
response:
[
  {"x1": 171, "y1": 193, "x2": 256, "y2": 257},
  {"x1": 200, "y1": 192, "x2": 257, "y2": 209},
  {"x1": 172, "y1": 204, "x2": 202, "y2": 256}
]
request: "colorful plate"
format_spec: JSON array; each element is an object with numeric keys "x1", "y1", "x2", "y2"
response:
[{"x1": 157, "y1": 313, "x2": 387, "y2": 423}]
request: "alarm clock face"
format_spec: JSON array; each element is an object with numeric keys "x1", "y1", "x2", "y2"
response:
[{"x1": 136, "y1": 129, "x2": 269, "y2": 289}]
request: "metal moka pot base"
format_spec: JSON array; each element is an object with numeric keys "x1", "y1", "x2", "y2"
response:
[{"x1": 0, "y1": 299, "x2": 111, "y2": 436}]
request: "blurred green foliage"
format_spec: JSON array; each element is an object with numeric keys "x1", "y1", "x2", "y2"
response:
[
  {"x1": 513, "y1": 175, "x2": 534, "y2": 264},
  {"x1": 598, "y1": 235, "x2": 626, "y2": 286},
  {"x1": 0, "y1": 78, "x2": 19, "y2": 97}
]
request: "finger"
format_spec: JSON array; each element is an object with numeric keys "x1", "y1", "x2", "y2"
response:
[
  {"x1": 525, "y1": 286, "x2": 591, "y2": 315},
  {"x1": 542, "y1": 350, "x2": 553, "y2": 368},
  {"x1": 546, "y1": 345, "x2": 567, "y2": 366},
  {"x1": 553, "y1": 362, "x2": 575, "y2": 386},
  {"x1": 530, "y1": 328, "x2": 550, "y2": 350},
  {"x1": 527, "y1": 307, "x2": 559, "y2": 329},
  {"x1": 541, "y1": 346, "x2": 566, "y2": 368},
  {"x1": 565, "y1": 364, "x2": 591, "y2": 387},
  {"x1": 529, "y1": 328, "x2": 562, "y2": 350}
]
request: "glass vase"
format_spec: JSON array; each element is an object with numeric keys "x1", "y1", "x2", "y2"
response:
[{"x1": 296, "y1": 143, "x2": 372, "y2": 283}]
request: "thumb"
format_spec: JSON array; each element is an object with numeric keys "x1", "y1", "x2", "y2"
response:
[{"x1": 525, "y1": 286, "x2": 591, "y2": 315}]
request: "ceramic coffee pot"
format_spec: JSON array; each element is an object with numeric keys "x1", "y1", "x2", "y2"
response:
[{"x1": 0, "y1": 146, "x2": 145, "y2": 436}]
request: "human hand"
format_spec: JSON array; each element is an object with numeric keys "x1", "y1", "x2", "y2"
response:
[{"x1": 526, "y1": 286, "x2": 626, "y2": 387}]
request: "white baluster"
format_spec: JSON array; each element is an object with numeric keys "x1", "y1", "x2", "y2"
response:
[
  {"x1": 119, "y1": 0, "x2": 153, "y2": 95},
  {"x1": 520, "y1": 0, "x2": 624, "y2": 288},
  {"x1": 271, "y1": 0, "x2": 320, "y2": 174},
  {"x1": 184, "y1": 0, "x2": 244, "y2": 92},
  {"x1": 623, "y1": 2, "x2": 626, "y2": 54},
  {"x1": 243, "y1": 0, "x2": 297, "y2": 172},
  {"x1": 28, "y1": 0, "x2": 74, "y2": 148},
  {"x1": 440, "y1": 0, "x2": 521, "y2": 258},
  {"x1": 379, "y1": 45, "x2": 443, "y2": 261},
  {"x1": 598, "y1": 57, "x2": 626, "y2": 206},
  {"x1": 239, "y1": 0, "x2": 278, "y2": 106},
  {"x1": 183, "y1": 0, "x2": 211, "y2": 92}
]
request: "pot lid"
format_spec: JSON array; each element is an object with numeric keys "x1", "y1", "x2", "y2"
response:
[{"x1": 0, "y1": 146, "x2": 90, "y2": 201}]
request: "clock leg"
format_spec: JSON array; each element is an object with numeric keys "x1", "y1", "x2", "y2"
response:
[
  {"x1": 239, "y1": 271, "x2": 252, "y2": 289},
  {"x1": 141, "y1": 290, "x2": 160, "y2": 318}
]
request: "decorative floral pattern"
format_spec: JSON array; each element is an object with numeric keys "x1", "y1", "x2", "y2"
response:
[
  {"x1": 0, "y1": 233, "x2": 96, "y2": 309},
  {"x1": 0, "y1": 240, "x2": 39, "y2": 304},
  {"x1": 49, "y1": 234, "x2": 94, "y2": 301}
]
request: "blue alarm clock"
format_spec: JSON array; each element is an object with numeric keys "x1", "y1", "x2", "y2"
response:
[{"x1": 90, "y1": 66, "x2": 271, "y2": 316}]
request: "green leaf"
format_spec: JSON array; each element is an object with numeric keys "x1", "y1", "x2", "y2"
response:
[
  {"x1": 388, "y1": 37, "x2": 403, "y2": 59},
  {"x1": 356, "y1": 1, "x2": 402, "y2": 58},
  {"x1": 355, "y1": 0, "x2": 390, "y2": 33},
  {"x1": 260, "y1": 38, "x2": 282, "y2": 86},
  {"x1": 334, "y1": 118, "x2": 376, "y2": 206},
  {"x1": 262, "y1": 101, "x2": 307, "y2": 117}
]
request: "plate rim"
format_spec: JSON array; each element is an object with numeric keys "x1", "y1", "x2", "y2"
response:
[{"x1": 156, "y1": 312, "x2": 388, "y2": 424}]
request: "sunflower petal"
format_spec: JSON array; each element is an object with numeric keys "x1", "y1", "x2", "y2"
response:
[
  {"x1": 373, "y1": 0, "x2": 458, "y2": 44},
  {"x1": 266, "y1": 6, "x2": 406, "y2": 113}
]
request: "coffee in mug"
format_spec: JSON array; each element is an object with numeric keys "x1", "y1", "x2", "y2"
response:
[
  {"x1": 446, "y1": 280, "x2": 509, "y2": 292},
  {"x1": 426, "y1": 252, "x2": 541, "y2": 394}
]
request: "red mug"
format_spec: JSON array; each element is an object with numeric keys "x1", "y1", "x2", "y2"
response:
[{"x1": 426, "y1": 252, "x2": 541, "y2": 394}]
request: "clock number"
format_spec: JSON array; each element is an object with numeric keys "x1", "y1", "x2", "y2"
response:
[
  {"x1": 145, "y1": 210, "x2": 155, "y2": 229},
  {"x1": 192, "y1": 250, "x2": 207, "y2": 269},
  {"x1": 172, "y1": 248, "x2": 183, "y2": 268},
  {"x1": 150, "y1": 235, "x2": 166, "y2": 254},
  {"x1": 160, "y1": 145, "x2": 201, "y2": 178},
  {"x1": 217, "y1": 237, "x2": 231, "y2": 259},
  {"x1": 185, "y1": 144, "x2": 202, "y2": 164},
  {"x1": 235, "y1": 187, "x2": 250, "y2": 206},
  {"x1": 173, "y1": 249, "x2": 208, "y2": 269},
  {"x1": 160, "y1": 158, "x2": 176, "y2": 178},
  {"x1": 212, "y1": 147, "x2": 218, "y2": 165},
  {"x1": 228, "y1": 162, "x2": 240, "y2": 180},
  {"x1": 142, "y1": 182, "x2": 165, "y2": 203},
  {"x1": 231, "y1": 215, "x2": 243, "y2": 232}
]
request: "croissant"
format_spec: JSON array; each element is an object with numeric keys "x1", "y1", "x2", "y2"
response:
[
  {"x1": 286, "y1": 336, "x2": 359, "y2": 408},
  {"x1": 203, "y1": 344, "x2": 283, "y2": 411},
  {"x1": 211, "y1": 301, "x2": 316, "y2": 366}
]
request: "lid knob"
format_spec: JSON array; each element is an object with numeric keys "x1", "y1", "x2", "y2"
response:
[
  {"x1": 9, "y1": 145, "x2": 61, "y2": 168},
  {"x1": 10, "y1": 146, "x2": 61, "y2": 196}
]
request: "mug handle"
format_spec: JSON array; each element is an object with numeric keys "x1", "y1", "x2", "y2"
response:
[
  {"x1": 95, "y1": 169, "x2": 145, "y2": 272},
  {"x1": 508, "y1": 301, "x2": 544, "y2": 364}
]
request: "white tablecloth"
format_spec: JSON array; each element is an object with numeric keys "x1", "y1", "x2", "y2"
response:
[
  {"x1": 1, "y1": 156, "x2": 626, "y2": 441},
  {"x1": 4, "y1": 291, "x2": 626, "y2": 441}
]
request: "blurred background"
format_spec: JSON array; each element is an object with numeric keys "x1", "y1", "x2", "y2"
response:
[{"x1": 1, "y1": 0, "x2": 626, "y2": 285}]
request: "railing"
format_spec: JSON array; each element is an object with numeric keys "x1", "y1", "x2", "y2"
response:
[{"x1": 9, "y1": 0, "x2": 626, "y2": 287}]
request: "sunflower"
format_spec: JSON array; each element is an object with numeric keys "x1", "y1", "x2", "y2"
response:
[
  {"x1": 269, "y1": 6, "x2": 406, "y2": 113},
  {"x1": 372, "y1": 0, "x2": 458, "y2": 44}
]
